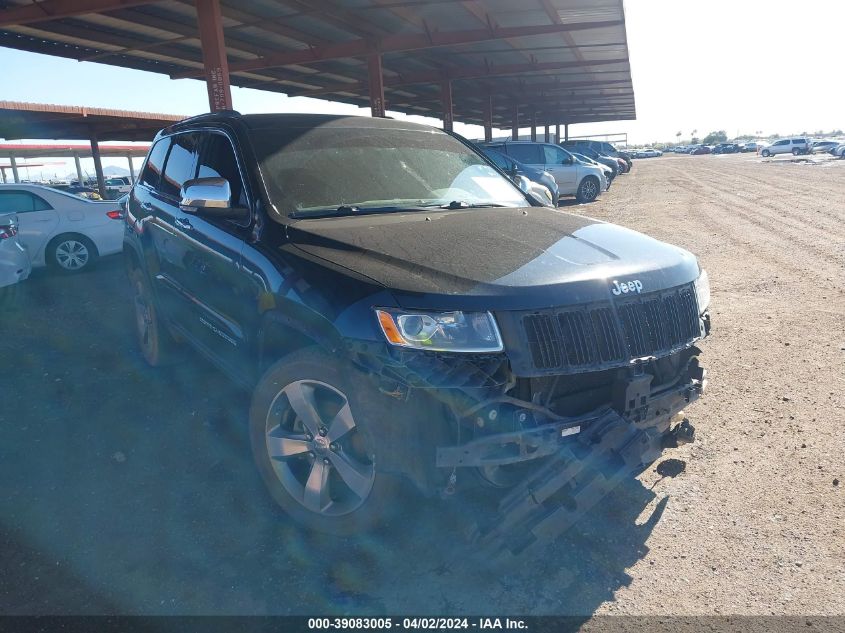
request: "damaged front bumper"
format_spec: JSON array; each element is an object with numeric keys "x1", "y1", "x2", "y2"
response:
[{"x1": 436, "y1": 359, "x2": 706, "y2": 470}]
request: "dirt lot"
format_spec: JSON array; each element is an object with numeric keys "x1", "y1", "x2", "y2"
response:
[{"x1": 1, "y1": 152, "x2": 843, "y2": 618}]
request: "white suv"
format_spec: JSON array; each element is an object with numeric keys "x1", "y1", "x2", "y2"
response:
[{"x1": 761, "y1": 138, "x2": 811, "y2": 157}]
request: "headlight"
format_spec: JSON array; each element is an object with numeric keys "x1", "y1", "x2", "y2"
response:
[
  {"x1": 694, "y1": 269, "x2": 710, "y2": 313},
  {"x1": 375, "y1": 309, "x2": 503, "y2": 353}
]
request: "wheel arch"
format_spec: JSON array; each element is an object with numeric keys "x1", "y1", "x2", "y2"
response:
[
  {"x1": 122, "y1": 237, "x2": 143, "y2": 274},
  {"x1": 257, "y1": 308, "x2": 346, "y2": 374}
]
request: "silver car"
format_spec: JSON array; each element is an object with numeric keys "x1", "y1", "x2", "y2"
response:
[{"x1": 0, "y1": 212, "x2": 31, "y2": 293}]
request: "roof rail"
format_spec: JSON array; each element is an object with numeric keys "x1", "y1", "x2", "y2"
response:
[{"x1": 161, "y1": 109, "x2": 244, "y2": 134}]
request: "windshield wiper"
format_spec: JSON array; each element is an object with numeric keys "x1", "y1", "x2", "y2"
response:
[
  {"x1": 290, "y1": 204, "x2": 431, "y2": 219},
  {"x1": 423, "y1": 200, "x2": 509, "y2": 210}
]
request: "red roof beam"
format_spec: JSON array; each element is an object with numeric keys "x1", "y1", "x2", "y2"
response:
[
  {"x1": 284, "y1": 58, "x2": 630, "y2": 97},
  {"x1": 170, "y1": 20, "x2": 624, "y2": 78}
]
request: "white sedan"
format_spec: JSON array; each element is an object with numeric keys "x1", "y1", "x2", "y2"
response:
[{"x1": 0, "y1": 184, "x2": 124, "y2": 273}]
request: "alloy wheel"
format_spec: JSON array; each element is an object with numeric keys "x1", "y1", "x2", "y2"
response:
[
  {"x1": 55, "y1": 239, "x2": 89, "y2": 270},
  {"x1": 583, "y1": 180, "x2": 598, "y2": 200},
  {"x1": 265, "y1": 380, "x2": 376, "y2": 516}
]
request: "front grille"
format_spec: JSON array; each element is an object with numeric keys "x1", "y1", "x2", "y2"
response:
[{"x1": 520, "y1": 285, "x2": 701, "y2": 372}]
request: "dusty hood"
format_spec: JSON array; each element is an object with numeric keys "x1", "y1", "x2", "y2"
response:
[{"x1": 287, "y1": 206, "x2": 700, "y2": 311}]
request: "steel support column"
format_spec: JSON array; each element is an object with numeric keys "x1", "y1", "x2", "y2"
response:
[
  {"x1": 368, "y1": 53, "x2": 386, "y2": 117},
  {"x1": 483, "y1": 94, "x2": 493, "y2": 142},
  {"x1": 90, "y1": 134, "x2": 106, "y2": 197},
  {"x1": 530, "y1": 111, "x2": 536, "y2": 142},
  {"x1": 564, "y1": 123, "x2": 570, "y2": 141},
  {"x1": 10, "y1": 156, "x2": 19, "y2": 183},
  {"x1": 511, "y1": 103, "x2": 519, "y2": 140},
  {"x1": 195, "y1": 0, "x2": 233, "y2": 112},
  {"x1": 556, "y1": 123, "x2": 560, "y2": 144},
  {"x1": 544, "y1": 124, "x2": 550, "y2": 142},
  {"x1": 441, "y1": 80, "x2": 453, "y2": 132},
  {"x1": 73, "y1": 153, "x2": 84, "y2": 185},
  {"x1": 127, "y1": 156, "x2": 136, "y2": 183}
]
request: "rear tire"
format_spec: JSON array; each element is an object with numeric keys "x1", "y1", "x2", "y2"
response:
[
  {"x1": 792, "y1": 148, "x2": 801, "y2": 156},
  {"x1": 128, "y1": 267, "x2": 180, "y2": 366},
  {"x1": 576, "y1": 176, "x2": 600, "y2": 203},
  {"x1": 46, "y1": 234, "x2": 97, "y2": 273},
  {"x1": 249, "y1": 347, "x2": 403, "y2": 535}
]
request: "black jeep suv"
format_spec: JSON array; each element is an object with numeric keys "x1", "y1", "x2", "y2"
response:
[{"x1": 124, "y1": 112, "x2": 710, "y2": 538}]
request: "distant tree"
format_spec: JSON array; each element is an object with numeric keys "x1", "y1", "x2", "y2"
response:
[
  {"x1": 734, "y1": 134, "x2": 755, "y2": 141},
  {"x1": 691, "y1": 137, "x2": 700, "y2": 144},
  {"x1": 676, "y1": 131, "x2": 682, "y2": 142},
  {"x1": 702, "y1": 130, "x2": 728, "y2": 144},
  {"x1": 770, "y1": 133, "x2": 780, "y2": 139},
  {"x1": 832, "y1": 129, "x2": 844, "y2": 136}
]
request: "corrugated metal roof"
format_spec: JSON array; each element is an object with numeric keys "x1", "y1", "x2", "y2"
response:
[{"x1": 0, "y1": 0, "x2": 635, "y2": 129}]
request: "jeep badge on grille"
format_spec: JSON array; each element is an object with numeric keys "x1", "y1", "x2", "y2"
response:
[{"x1": 611, "y1": 279, "x2": 643, "y2": 295}]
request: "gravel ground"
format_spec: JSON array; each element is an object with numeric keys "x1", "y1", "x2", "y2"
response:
[
  {"x1": 1, "y1": 152, "x2": 843, "y2": 617},
  {"x1": 586, "y1": 152, "x2": 845, "y2": 615}
]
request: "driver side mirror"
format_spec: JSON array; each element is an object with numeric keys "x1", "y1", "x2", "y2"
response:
[
  {"x1": 179, "y1": 177, "x2": 249, "y2": 221},
  {"x1": 562, "y1": 156, "x2": 573, "y2": 165}
]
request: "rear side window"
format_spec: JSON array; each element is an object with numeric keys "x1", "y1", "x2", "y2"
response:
[
  {"x1": 140, "y1": 138, "x2": 170, "y2": 190},
  {"x1": 0, "y1": 190, "x2": 53, "y2": 213},
  {"x1": 791, "y1": 138, "x2": 805, "y2": 144},
  {"x1": 543, "y1": 145, "x2": 570, "y2": 165},
  {"x1": 773, "y1": 140, "x2": 787, "y2": 146},
  {"x1": 506, "y1": 144, "x2": 543, "y2": 164},
  {"x1": 197, "y1": 133, "x2": 248, "y2": 207},
  {"x1": 160, "y1": 133, "x2": 200, "y2": 199}
]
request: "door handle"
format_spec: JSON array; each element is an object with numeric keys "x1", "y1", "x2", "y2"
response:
[
  {"x1": 175, "y1": 217, "x2": 193, "y2": 231},
  {"x1": 140, "y1": 202, "x2": 153, "y2": 211}
]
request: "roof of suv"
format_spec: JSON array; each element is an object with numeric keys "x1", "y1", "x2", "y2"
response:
[{"x1": 168, "y1": 111, "x2": 438, "y2": 134}]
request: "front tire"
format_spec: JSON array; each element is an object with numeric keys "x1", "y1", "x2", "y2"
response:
[
  {"x1": 576, "y1": 176, "x2": 600, "y2": 203},
  {"x1": 762, "y1": 149, "x2": 771, "y2": 157},
  {"x1": 46, "y1": 234, "x2": 97, "y2": 273},
  {"x1": 250, "y1": 347, "x2": 401, "y2": 535}
]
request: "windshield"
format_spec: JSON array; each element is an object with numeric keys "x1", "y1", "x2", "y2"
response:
[{"x1": 250, "y1": 124, "x2": 529, "y2": 217}]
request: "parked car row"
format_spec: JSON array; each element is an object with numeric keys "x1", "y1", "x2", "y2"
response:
[
  {"x1": 477, "y1": 138, "x2": 632, "y2": 205},
  {"x1": 669, "y1": 142, "x2": 762, "y2": 154},
  {"x1": 629, "y1": 148, "x2": 663, "y2": 158}
]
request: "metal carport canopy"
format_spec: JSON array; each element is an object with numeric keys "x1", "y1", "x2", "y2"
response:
[
  {"x1": 0, "y1": 100, "x2": 183, "y2": 187},
  {"x1": 0, "y1": 0, "x2": 635, "y2": 138},
  {"x1": 0, "y1": 101, "x2": 184, "y2": 142}
]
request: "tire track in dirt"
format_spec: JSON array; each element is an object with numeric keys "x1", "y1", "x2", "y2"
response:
[
  {"x1": 694, "y1": 164, "x2": 845, "y2": 227},
  {"x1": 663, "y1": 166, "x2": 845, "y2": 278},
  {"x1": 595, "y1": 171, "x2": 815, "y2": 288}
]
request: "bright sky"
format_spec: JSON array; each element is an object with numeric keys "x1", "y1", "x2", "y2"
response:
[{"x1": 1, "y1": 0, "x2": 843, "y2": 179}]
